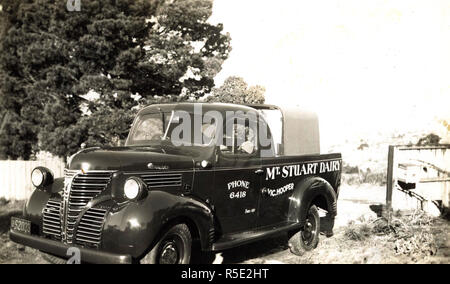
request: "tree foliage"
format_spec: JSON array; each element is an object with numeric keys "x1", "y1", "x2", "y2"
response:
[
  {"x1": 416, "y1": 133, "x2": 441, "y2": 146},
  {"x1": 206, "y1": 76, "x2": 265, "y2": 105},
  {"x1": 0, "y1": 0, "x2": 230, "y2": 159}
]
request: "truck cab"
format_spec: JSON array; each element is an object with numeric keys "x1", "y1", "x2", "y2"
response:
[{"x1": 10, "y1": 103, "x2": 341, "y2": 264}]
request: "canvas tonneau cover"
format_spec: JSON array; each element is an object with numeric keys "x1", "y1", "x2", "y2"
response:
[{"x1": 249, "y1": 104, "x2": 320, "y2": 156}]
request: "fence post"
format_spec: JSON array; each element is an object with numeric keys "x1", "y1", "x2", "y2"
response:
[{"x1": 385, "y1": 145, "x2": 395, "y2": 222}]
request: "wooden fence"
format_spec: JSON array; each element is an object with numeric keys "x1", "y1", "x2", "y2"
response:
[
  {"x1": 386, "y1": 145, "x2": 450, "y2": 215},
  {"x1": 0, "y1": 159, "x2": 66, "y2": 201}
]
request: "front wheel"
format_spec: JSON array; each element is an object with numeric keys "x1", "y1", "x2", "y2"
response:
[
  {"x1": 140, "y1": 223, "x2": 192, "y2": 264},
  {"x1": 288, "y1": 205, "x2": 320, "y2": 256}
]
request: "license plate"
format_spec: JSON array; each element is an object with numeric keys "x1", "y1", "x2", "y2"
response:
[{"x1": 11, "y1": 217, "x2": 31, "y2": 235}]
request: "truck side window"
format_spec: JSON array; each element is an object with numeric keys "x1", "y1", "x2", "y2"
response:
[
  {"x1": 201, "y1": 121, "x2": 216, "y2": 145},
  {"x1": 259, "y1": 117, "x2": 275, "y2": 158},
  {"x1": 220, "y1": 118, "x2": 258, "y2": 156}
]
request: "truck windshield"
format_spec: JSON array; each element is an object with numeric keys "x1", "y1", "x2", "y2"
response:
[
  {"x1": 126, "y1": 111, "x2": 217, "y2": 147},
  {"x1": 127, "y1": 113, "x2": 169, "y2": 144}
]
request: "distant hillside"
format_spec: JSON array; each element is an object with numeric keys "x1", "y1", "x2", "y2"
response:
[{"x1": 321, "y1": 117, "x2": 449, "y2": 186}]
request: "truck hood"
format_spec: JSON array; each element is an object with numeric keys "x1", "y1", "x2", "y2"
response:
[{"x1": 67, "y1": 146, "x2": 195, "y2": 172}]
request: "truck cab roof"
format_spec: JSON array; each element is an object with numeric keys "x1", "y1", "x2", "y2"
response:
[
  {"x1": 138, "y1": 102, "x2": 257, "y2": 115},
  {"x1": 137, "y1": 102, "x2": 320, "y2": 156}
]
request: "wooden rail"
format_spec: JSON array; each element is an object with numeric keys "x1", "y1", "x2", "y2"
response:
[{"x1": 385, "y1": 144, "x2": 450, "y2": 216}]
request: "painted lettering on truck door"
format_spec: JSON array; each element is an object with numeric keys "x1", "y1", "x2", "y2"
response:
[
  {"x1": 211, "y1": 115, "x2": 262, "y2": 234},
  {"x1": 258, "y1": 158, "x2": 341, "y2": 227}
]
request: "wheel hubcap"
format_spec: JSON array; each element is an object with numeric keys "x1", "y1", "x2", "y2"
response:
[
  {"x1": 159, "y1": 242, "x2": 179, "y2": 264},
  {"x1": 301, "y1": 216, "x2": 316, "y2": 245}
]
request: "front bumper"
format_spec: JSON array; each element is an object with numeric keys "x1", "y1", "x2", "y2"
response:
[{"x1": 10, "y1": 231, "x2": 132, "y2": 264}]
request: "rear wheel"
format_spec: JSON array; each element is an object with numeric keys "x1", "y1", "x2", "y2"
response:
[
  {"x1": 288, "y1": 205, "x2": 320, "y2": 256},
  {"x1": 140, "y1": 223, "x2": 192, "y2": 264}
]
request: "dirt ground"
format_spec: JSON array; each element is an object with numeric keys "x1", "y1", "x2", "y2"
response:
[{"x1": 0, "y1": 185, "x2": 449, "y2": 264}]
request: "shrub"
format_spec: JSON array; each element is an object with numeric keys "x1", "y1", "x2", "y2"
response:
[
  {"x1": 344, "y1": 221, "x2": 372, "y2": 241},
  {"x1": 369, "y1": 212, "x2": 438, "y2": 256},
  {"x1": 417, "y1": 134, "x2": 441, "y2": 146}
]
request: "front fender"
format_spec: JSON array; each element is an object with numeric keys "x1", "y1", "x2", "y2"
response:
[
  {"x1": 23, "y1": 178, "x2": 64, "y2": 226},
  {"x1": 288, "y1": 177, "x2": 337, "y2": 226},
  {"x1": 102, "y1": 191, "x2": 214, "y2": 259}
]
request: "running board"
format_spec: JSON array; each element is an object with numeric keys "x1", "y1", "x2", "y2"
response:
[{"x1": 211, "y1": 222, "x2": 301, "y2": 251}]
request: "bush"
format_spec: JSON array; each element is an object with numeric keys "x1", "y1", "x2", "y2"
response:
[
  {"x1": 341, "y1": 161, "x2": 386, "y2": 186},
  {"x1": 0, "y1": 197, "x2": 9, "y2": 206},
  {"x1": 343, "y1": 210, "x2": 439, "y2": 258},
  {"x1": 342, "y1": 163, "x2": 359, "y2": 174},
  {"x1": 344, "y1": 221, "x2": 372, "y2": 241},
  {"x1": 354, "y1": 211, "x2": 439, "y2": 257},
  {"x1": 342, "y1": 169, "x2": 386, "y2": 186},
  {"x1": 417, "y1": 134, "x2": 441, "y2": 146}
]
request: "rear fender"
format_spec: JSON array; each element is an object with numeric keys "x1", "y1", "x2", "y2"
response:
[{"x1": 288, "y1": 177, "x2": 337, "y2": 226}]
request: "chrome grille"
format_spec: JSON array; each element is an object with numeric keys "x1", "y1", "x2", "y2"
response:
[
  {"x1": 42, "y1": 199, "x2": 62, "y2": 240},
  {"x1": 76, "y1": 207, "x2": 108, "y2": 248},
  {"x1": 65, "y1": 170, "x2": 112, "y2": 244},
  {"x1": 140, "y1": 173, "x2": 182, "y2": 187},
  {"x1": 64, "y1": 169, "x2": 77, "y2": 181}
]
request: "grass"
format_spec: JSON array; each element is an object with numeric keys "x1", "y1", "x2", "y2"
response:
[
  {"x1": 344, "y1": 221, "x2": 372, "y2": 241},
  {"x1": 342, "y1": 211, "x2": 441, "y2": 259},
  {"x1": 0, "y1": 199, "x2": 25, "y2": 234},
  {"x1": 231, "y1": 208, "x2": 449, "y2": 264}
]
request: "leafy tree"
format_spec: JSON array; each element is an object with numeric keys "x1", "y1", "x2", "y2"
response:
[
  {"x1": 0, "y1": 0, "x2": 230, "y2": 159},
  {"x1": 0, "y1": 112, "x2": 34, "y2": 160},
  {"x1": 206, "y1": 76, "x2": 266, "y2": 104}
]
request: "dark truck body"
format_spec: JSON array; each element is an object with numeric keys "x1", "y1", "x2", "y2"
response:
[{"x1": 10, "y1": 103, "x2": 341, "y2": 263}]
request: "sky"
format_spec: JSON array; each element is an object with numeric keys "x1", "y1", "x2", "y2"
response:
[{"x1": 209, "y1": 0, "x2": 450, "y2": 144}]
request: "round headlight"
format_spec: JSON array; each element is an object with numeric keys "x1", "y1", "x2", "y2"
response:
[
  {"x1": 31, "y1": 168, "x2": 44, "y2": 187},
  {"x1": 124, "y1": 178, "x2": 141, "y2": 200},
  {"x1": 31, "y1": 167, "x2": 54, "y2": 189}
]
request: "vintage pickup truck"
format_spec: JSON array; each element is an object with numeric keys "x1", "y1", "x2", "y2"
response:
[{"x1": 10, "y1": 103, "x2": 341, "y2": 264}]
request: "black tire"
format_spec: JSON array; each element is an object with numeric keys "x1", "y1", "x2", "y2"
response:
[
  {"x1": 288, "y1": 205, "x2": 320, "y2": 256},
  {"x1": 140, "y1": 223, "x2": 192, "y2": 264},
  {"x1": 41, "y1": 252, "x2": 67, "y2": 264}
]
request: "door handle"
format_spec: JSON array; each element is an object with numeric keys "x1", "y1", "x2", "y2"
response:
[{"x1": 255, "y1": 169, "x2": 264, "y2": 175}]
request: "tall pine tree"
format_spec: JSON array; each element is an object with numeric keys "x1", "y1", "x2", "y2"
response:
[{"x1": 0, "y1": 0, "x2": 230, "y2": 159}]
